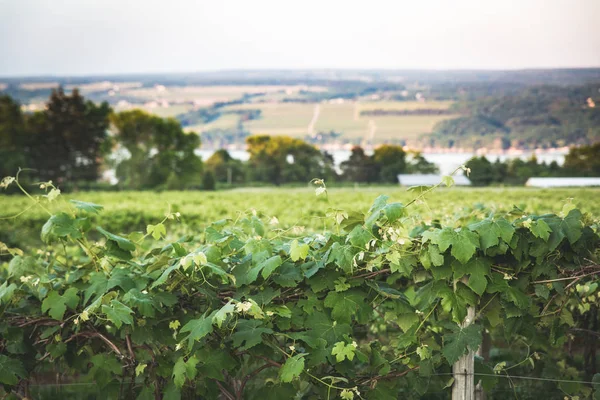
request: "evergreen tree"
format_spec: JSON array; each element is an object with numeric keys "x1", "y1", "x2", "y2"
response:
[{"x1": 25, "y1": 88, "x2": 111, "y2": 183}]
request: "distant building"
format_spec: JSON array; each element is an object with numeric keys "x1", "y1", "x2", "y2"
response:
[
  {"x1": 398, "y1": 174, "x2": 471, "y2": 186},
  {"x1": 526, "y1": 177, "x2": 600, "y2": 187}
]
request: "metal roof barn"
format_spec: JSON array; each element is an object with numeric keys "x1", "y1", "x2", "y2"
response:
[
  {"x1": 525, "y1": 177, "x2": 600, "y2": 187},
  {"x1": 398, "y1": 174, "x2": 471, "y2": 186}
]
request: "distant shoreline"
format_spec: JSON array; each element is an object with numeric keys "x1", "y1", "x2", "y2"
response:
[{"x1": 198, "y1": 144, "x2": 571, "y2": 156}]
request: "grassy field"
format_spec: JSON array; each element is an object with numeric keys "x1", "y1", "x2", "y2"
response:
[
  {"x1": 120, "y1": 85, "x2": 326, "y2": 104},
  {"x1": 2, "y1": 186, "x2": 598, "y2": 248},
  {"x1": 356, "y1": 100, "x2": 453, "y2": 111},
  {"x1": 240, "y1": 103, "x2": 316, "y2": 136},
  {"x1": 137, "y1": 104, "x2": 194, "y2": 118},
  {"x1": 222, "y1": 101, "x2": 459, "y2": 142},
  {"x1": 185, "y1": 113, "x2": 242, "y2": 133}
]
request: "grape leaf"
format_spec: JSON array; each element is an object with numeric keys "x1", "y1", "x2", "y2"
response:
[
  {"x1": 331, "y1": 341, "x2": 356, "y2": 362},
  {"x1": 172, "y1": 355, "x2": 199, "y2": 388},
  {"x1": 146, "y1": 223, "x2": 167, "y2": 240},
  {"x1": 365, "y1": 195, "x2": 389, "y2": 227},
  {"x1": 348, "y1": 225, "x2": 371, "y2": 248},
  {"x1": 469, "y1": 219, "x2": 514, "y2": 250},
  {"x1": 542, "y1": 209, "x2": 583, "y2": 251},
  {"x1": 41, "y1": 288, "x2": 79, "y2": 320},
  {"x1": 394, "y1": 313, "x2": 419, "y2": 332},
  {"x1": 231, "y1": 320, "x2": 273, "y2": 350},
  {"x1": 272, "y1": 263, "x2": 303, "y2": 287},
  {"x1": 534, "y1": 284, "x2": 550, "y2": 300},
  {"x1": 439, "y1": 284, "x2": 477, "y2": 323},
  {"x1": 180, "y1": 312, "x2": 216, "y2": 348},
  {"x1": 422, "y1": 227, "x2": 479, "y2": 264},
  {"x1": 384, "y1": 202, "x2": 406, "y2": 223},
  {"x1": 123, "y1": 289, "x2": 157, "y2": 317},
  {"x1": 0, "y1": 282, "x2": 17, "y2": 305},
  {"x1": 279, "y1": 354, "x2": 305, "y2": 382},
  {"x1": 442, "y1": 176, "x2": 454, "y2": 187},
  {"x1": 212, "y1": 301, "x2": 235, "y2": 328},
  {"x1": 530, "y1": 219, "x2": 551, "y2": 241},
  {"x1": 70, "y1": 200, "x2": 104, "y2": 214},
  {"x1": 306, "y1": 312, "x2": 352, "y2": 345},
  {"x1": 290, "y1": 240, "x2": 309, "y2": 261},
  {"x1": 102, "y1": 300, "x2": 134, "y2": 328},
  {"x1": 324, "y1": 290, "x2": 368, "y2": 324},
  {"x1": 97, "y1": 226, "x2": 136, "y2": 251},
  {"x1": 260, "y1": 255, "x2": 283, "y2": 279},
  {"x1": 0, "y1": 355, "x2": 26, "y2": 385},
  {"x1": 453, "y1": 259, "x2": 491, "y2": 296},
  {"x1": 163, "y1": 383, "x2": 181, "y2": 400},
  {"x1": 41, "y1": 212, "x2": 82, "y2": 243},
  {"x1": 84, "y1": 269, "x2": 136, "y2": 304},
  {"x1": 442, "y1": 323, "x2": 482, "y2": 364}
]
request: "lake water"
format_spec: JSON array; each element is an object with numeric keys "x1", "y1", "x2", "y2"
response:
[{"x1": 195, "y1": 149, "x2": 568, "y2": 175}]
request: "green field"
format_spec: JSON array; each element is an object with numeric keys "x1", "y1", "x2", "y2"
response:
[
  {"x1": 121, "y1": 85, "x2": 326, "y2": 104},
  {"x1": 2, "y1": 186, "x2": 598, "y2": 248},
  {"x1": 135, "y1": 104, "x2": 194, "y2": 118},
  {"x1": 230, "y1": 103, "x2": 316, "y2": 136},
  {"x1": 223, "y1": 101, "x2": 459, "y2": 143}
]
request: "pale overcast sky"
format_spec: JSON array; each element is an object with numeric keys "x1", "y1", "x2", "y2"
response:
[{"x1": 0, "y1": 0, "x2": 599, "y2": 76}]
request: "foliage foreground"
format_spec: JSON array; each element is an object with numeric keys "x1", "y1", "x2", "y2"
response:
[{"x1": 1, "y1": 175, "x2": 600, "y2": 399}]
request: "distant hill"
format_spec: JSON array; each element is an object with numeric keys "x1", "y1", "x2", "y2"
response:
[
  {"x1": 2, "y1": 69, "x2": 599, "y2": 149},
  {"x1": 2, "y1": 68, "x2": 600, "y2": 87}
]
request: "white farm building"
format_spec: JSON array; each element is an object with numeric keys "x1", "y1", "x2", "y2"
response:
[
  {"x1": 398, "y1": 174, "x2": 471, "y2": 186},
  {"x1": 525, "y1": 177, "x2": 600, "y2": 187}
]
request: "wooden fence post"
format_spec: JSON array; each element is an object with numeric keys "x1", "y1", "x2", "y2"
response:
[{"x1": 452, "y1": 306, "x2": 476, "y2": 400}]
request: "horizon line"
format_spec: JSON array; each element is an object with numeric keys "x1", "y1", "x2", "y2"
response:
[{"x1": 2, "y1": 65, "x2": 600, "y2": 80}]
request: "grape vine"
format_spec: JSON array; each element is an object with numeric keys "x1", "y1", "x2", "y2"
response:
[{"x1": 0, "y1": 172, "x2": 599, "y2": 399}]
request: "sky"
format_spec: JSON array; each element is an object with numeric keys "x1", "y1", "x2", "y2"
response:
[{"x1": 0, "y1": 0, "x2": 599, "y2": 76}]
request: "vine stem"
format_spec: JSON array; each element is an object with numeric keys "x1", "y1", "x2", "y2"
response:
[
  {"x1": 405, "y1": 165, "x2": 466, "y2": 208},
  {"x1": 532, "y1": 269, "x2": 600, "y2": 284},
  {"x1": 416, "y1": 299, "x2": 440, "y2": 333},
  {"x1": 14, "y1": 169, "x2": 53, "y2": 216},
  {"x1": 304, "y1": 371, "x2": 349, "y2": 392},
  {"x1": 476, "y1": 293, "x2": 498, "y2": 318}
]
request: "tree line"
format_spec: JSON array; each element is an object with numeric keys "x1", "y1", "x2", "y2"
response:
[
  {"x1": 430, "y1": 84, "x2": 600, "y2": 149},
  {"x1": 464, "y1": 142, "x2": 600, "y2": 186},
  {"x1": 0, "y1": 89, "x2": 437, "y2": 191}
]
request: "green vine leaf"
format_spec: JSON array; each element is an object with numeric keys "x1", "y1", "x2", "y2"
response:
[
  {"x1": 0, "y1": 355, "x2": 26, "y2": 385},
  {"x1": 231, "y1": 319, "x2": 273, "y2": 350},
  {"x1": 147, "y1": 223, "x2": 167, "y2": 240},
  {"x1": 324, "y1": 290, "x2": 369, "y2": 324},
  {"x1": 41, "y1": 212, "x2": 82, "y2": 243},
  {"x1": 70, "y1": 199, "x2": 104, "y2": 214},
  {"x1": 260, "y1": 255, "x2": 283, "y2": 279},
  {"x1": 331, "y1": 341, "x2": 357, "y2": 363},
  {"x1": 422, "y1": 227, "x2": 479, "y2": 264},
  {"x1": 442, "y1": 323, "x2": 482, "y2": 365},
  {"x1": 180, "y1": 312, "x2": 216, "y2": 348},
  {"x1": 453, "y1": 259, "x2": 491, "y2": 296},
  {"x1": 102, "y1": 300, "x2": 134, "y2": 328},
  {"x1": 529, "y1": 219, "x2": 551, "y2": 241},
  {"x1": 0, "y1": 282, "x2": 17, "y2": 305},
  {"x1": 279, "y1": 354, "x2": 305, "y2": 382},
  {"x1": 290, "y1": 239, "x2": 309, "y2": 261},
  {"x1": 469, "y1": 218, "x2": 515, "y2": 250},
  {"x1": 212, "y1": 301, "x2": 235, "y2": 328},
  {"x1": 173, "y1": 355, "x2": 199, "y2": 388},
  {"x1": 41, "y1": 288, "x2": 79, "y2": 320},
  {"x1": 97, "y1": 226, "x2": 136, "y2": 251}
]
